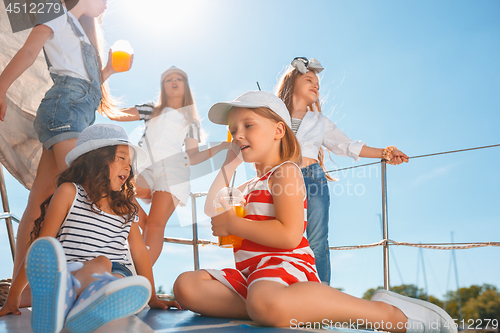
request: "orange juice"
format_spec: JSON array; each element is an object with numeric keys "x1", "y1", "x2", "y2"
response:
[
  {"x1": 227, "y1": 131, "x2": 232, "y2": 142},
  {"x1": 112, "y1": 51, "x2": 132, "y2": 72},
  {"x1": 217, "y1": 205, "x2": 245, "y2": 248}
]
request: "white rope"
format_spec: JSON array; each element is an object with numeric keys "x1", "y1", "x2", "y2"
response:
[{"x1": 330, "y1": 240, "x2": 500, "y2": 251}]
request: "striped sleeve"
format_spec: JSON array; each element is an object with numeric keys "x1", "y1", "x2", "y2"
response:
[{"x1": 136, "y1": 103, "x2": 155, "y2": 121}]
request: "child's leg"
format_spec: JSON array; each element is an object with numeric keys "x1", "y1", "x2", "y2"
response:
[
  {"x1": 173, "y1": 270, "x2": 249, "y2": 319},
  {"x1": 66, "y1": 259, "x2": 150, "y2": 333},
  {"x1": 14, "y1": 149, "x2": 59, "y2": 278},
  {"x1": 72, "y1": 256, "x2": 112, "y2": 296},
  {"x1": 246, "y1": 281, "x2": 407, "y2": 330},
  {"x1": 14, "y1": 140, "x2": 76, "y2": 278},
  {"x1": 143, "y1": 191, "x2": 179, "y2": 265}
]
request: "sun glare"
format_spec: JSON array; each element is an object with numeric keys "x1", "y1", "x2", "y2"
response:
[{"x1": 118, "y1": 0, "x2": 208, "y2": 37}]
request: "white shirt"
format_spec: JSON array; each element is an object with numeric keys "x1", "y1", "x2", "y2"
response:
[
  {"x1": 35, "y1": 9, "x2": 91, "y2": 81},
  {"x1": 295, "y1": 111, "x2": 366, "y2": 161}
]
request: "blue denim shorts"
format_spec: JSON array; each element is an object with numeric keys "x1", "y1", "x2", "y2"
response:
[
  {"x1": 111, "y1": 262, "x2": 133, "y2": 277},
  {"x1": 34, "y1": 75, "x2": 100, "y2": 150}
]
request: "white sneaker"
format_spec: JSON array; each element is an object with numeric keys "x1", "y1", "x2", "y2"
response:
[
  {"x1": 371, "y1": 290, "x2": 457, "y2": 333},
  {"x1": 26, "y1": 237, "x2": 81, "y2": 333},
  {"x1": 65, "y1": 273, "x2": 151, "y2": 333}
]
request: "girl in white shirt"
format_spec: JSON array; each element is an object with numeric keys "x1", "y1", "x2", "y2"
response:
[
  {"x1": 109, "y1": 67, "x2": 230, "y2": 264},
  {"x1": 276, "y1": 57, "x2": 409, "y2": 285},
  {"x1": 0, "y1": 0, "x2": 124, "y2": 306}
]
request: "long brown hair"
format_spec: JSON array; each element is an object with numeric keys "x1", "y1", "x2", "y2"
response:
[
  {"x1": 249, "y1": 107, "x2": 302, "y2": 166},
  {"x1": 275, "y1": 67, "x2": 335, "y2": 181},
  {"x1": 153, "y1": 72, "x2": 200, "y2": 127},
  {"x1": 29, "y1": 146, "x2": 138, "y2": 245}
]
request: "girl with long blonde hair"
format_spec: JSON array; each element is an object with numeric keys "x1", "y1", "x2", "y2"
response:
[
  {"x1": 109, "y1": 66, "x2": 231, "y2": 264},
  {"x1": 276, "y1": 57, "x2": 409, "y2": 284}
]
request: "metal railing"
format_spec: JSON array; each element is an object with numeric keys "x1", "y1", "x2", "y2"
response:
[
  {"x1": 2, "y1": 144, "x2": 499, "y2": 289},
  {"x1": 158, "y1": 143, "x2": 500, "y2": 291},
  {"x1": 0, "y1": 164, "x2": 18, "y2": 261}
]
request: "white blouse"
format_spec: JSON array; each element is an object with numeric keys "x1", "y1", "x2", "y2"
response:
[{"x1": 295, "y1": 111, "x2": 366, "y2": 161}]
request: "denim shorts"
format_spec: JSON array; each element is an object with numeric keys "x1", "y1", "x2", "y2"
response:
[
  {"x1": 111, "y1": 262, "x2": 133, "y2": 277},
  {"x1": 34, "y1": 75, "x2": 100, "y2": 150}
]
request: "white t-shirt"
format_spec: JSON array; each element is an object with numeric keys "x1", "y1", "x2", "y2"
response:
[{"x1": 35, "y1": 8, "x2": 91, "y2": 81}]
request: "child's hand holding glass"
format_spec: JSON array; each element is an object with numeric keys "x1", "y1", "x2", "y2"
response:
[{"x1": 212, "y1": 188, "x2": 246, "y2": 248}]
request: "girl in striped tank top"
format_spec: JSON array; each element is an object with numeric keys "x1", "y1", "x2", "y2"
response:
[
  {"x1": 1, "y1": 124, "x2": 180, "y2": 333},
  {"x1": 173, "y1": 92, "x2": 456, "y2": 333}
]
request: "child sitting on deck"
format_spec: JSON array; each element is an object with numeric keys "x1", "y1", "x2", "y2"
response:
[
  {"x1": 173, "y1": 91, "x2": 455, "y2": 333},
  {"x1": 0, "y1": 123, "x2": 180, "y2": 333}
]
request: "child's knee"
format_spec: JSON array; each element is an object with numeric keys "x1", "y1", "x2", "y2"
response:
[
  {"x1": 173, "y1": 271, "x2": 200, "y2": 306},
  {"x1": 87, "y1": 256, "x2": 112, "y2": 272},
  {"x1": 246, "y1": 289, "x2": 288, "y2": 327}
]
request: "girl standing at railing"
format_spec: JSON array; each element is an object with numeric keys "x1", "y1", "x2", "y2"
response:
[
  {"x1": 108, "y1": 66, "x2": 230, "y2": 264},
  {"x1": 275, "y1": 57, "x2": 409, "y2": 284},
  {"x1": 173, "y1": 91, "x2": 454, "y2": 333},
  {"x1": 0, "y1": 124, "x2": 180, "y2": 333},
  {"x1": 0, "y1": 0, "x2": 125, "y2": 305}
]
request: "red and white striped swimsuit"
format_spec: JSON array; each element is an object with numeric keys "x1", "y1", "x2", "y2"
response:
[{"x1": 205, "y1": 161, "x2": 320, "y2": 301}]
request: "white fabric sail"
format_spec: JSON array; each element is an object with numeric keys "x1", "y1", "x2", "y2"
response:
[{"x1": 0, "y1": 7, "x2": 52, "y2": 190}]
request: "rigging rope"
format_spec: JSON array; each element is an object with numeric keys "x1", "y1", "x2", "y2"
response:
[{"x1": 326, "y1": 143, "x2": 500, "y2": 173}]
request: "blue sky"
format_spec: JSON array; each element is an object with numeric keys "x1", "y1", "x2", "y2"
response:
[{"x1": 1, "y1": 0, "x2": 499, "y2": 299}]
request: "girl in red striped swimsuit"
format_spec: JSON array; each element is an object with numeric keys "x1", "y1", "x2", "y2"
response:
[{"x1": 173, "y1": 91, "x2": 456, "y2": 333}]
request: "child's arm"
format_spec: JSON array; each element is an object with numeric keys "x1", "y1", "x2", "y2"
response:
[
  {"x1": 211, "y1": 163, "x2": 306, "y2": 249},
  {"x1": 322, "y1": 116, "x2": 408, "y2": 164},
  {"x1": 128, "y1": 222, "x2": 181, "y2": 310},
  {"x1": 0, "y1": 183, "x2": 75, "y2": 316},
  {"x1": 106, "y1": 107, "x2": 141, "y2": 121},
  {"x1": 0, "y1": 25, "x2": 52, "y2": 121},
  {"x1": 359, "y1": 146, "x2": 409, "y2": 165},
  {"x1": 185, "y1": 138, "x2": 231, "y2": 165},
  {"x1": 204, "y1": 143, "x2": 244, "y2": 218}
]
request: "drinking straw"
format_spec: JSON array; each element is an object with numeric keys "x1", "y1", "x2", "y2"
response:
[{"x1": 229, "y1": 171, "x2": 237, "y2": 205}]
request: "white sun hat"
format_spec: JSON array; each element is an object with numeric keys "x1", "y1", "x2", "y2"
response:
[
  {"x1": 208, "y1": 90, "x2": 292, "y2": 128},
  {"x1": 65, "y1": 123, "x2": 147, "y2": 168},
  {"x1": 161, "y1": 66, "x2": 188, "y2": 83}
]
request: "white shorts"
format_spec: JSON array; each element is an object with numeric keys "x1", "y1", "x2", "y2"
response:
[{"x1": 137, "y1": 157, "x2": 191, "y2": 206}]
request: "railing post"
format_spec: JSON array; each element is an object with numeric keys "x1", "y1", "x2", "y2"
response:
[
  {"x1": 190, "y1": 193, "x2": 200, "y2": 271},
  {"x1": 0, "y1": 164, "x2": 16, "y2": 260},
  {"x1": 381, "y1": 160, "x2": 390, "y2": 290}
]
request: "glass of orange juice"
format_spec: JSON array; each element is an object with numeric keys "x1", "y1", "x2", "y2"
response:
[
  {"x1": 111, "y1": 40, "x2": 133, "y2": 72},
  {"x1": 213, "y1": 187, "x2": 245, "y2": 248}
]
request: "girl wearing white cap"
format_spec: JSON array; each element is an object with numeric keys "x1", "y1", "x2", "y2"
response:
[
  {"x1": 108, "y1": 66, "x2": 230, "y2": 264},
  {"x1": 173, "y1": 91, "x2": 454, "y2": 333},
  {"x1": 0, "y1": 123, "x2": 180, "y2": 333},
  {"x1": 276, "y1": 57, "x2": 409, "y2": 285}
]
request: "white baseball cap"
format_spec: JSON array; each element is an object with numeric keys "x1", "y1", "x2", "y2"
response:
[
  {"x1": 208, "y1": 91, "x2": 292, "y2": 128},
  {"x1": 65, "y1": 123, "x2": 147, "y2": 168},
  {"x1": 161, "y1": 66, "x2": 188, "y2": 83}
]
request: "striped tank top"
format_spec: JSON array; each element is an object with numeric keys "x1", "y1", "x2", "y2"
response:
[
  {"x1": 56, "y1": 183, "x2": 135, "y2": 268},
  {"x1": 205, "y1": 162, "x2": 320, "y2": 300},
  {"x1": 235, "y1": 161, "x2": 318, "y2": 276}
]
